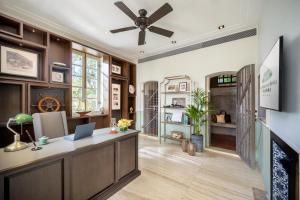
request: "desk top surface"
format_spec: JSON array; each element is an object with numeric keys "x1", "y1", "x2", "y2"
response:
[{"x1": 0, "y1": 128, "x2": 139, "y2": 174}]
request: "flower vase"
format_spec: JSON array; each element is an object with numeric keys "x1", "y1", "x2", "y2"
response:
[{"x1": 119, "y1": 126, "x2": 128, "y2": 132}]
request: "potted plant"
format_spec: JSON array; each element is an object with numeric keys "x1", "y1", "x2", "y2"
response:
[{"x1": 186, "y1": 88, "x2": 211, "y2": 152}]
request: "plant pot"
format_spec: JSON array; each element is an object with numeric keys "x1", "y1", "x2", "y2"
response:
[
  {"x1": 191, "y1": 134, "x2": 204, "y2": 152},
  {"x1": 187, "y1": 142, "x2": 196, "y2": 156},
  {"x1": 181, "y1": 140, "x2": 188, "y2": 152}
]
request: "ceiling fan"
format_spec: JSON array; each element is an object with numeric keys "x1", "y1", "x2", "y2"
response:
[{"x1": 110, "y1": 1, "x2": 174, "y2": 45}]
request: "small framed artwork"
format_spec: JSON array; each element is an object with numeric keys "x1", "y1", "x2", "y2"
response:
[
  {"x1": 112, "y1": 64, "x2": 121, "y2": 75},
  {"x1": 1, "y1": 46, "x2": 38, "y2": 78},
  {"x1": 52, "y1": 71, "x2": 64, "y2": 83},
  {"x1": 179, "y1": 82, "x2": 188, "y2": 92},
  {"x1": 112, "y1": 83, "x2": 121, "y2": 110},
  {"x1": 172, "y1": 98, "x2": 186, "y2": 107},
  {"x1": 165, "y1": 112, "x2": 173, "y2": 121},
  {"x1": 166, "y1": 84, "x2": 177, "y2": 92}
]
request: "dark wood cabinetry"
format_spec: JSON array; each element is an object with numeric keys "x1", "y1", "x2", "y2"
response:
[
  {"x1": 0, "y1": 130, "x2": 140, "y2": 200},
  {"x1": 0, "y1": 13, "x2": 137, "y2": 147},
  {"x1": 110, "y1": 57, "x2": 136, "y2": 128}
]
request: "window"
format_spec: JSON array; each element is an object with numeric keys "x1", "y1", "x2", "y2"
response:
[
  {"x1": 72, "y1": 50, "x2": 109, "y2": 114},
  {"x1": 217, "y1": 75, "x2": 237, "y2": 86}
]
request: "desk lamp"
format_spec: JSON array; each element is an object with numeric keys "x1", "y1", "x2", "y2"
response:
[{"x1": 4, "y1": 113, "x2": 33, "y2": 152}]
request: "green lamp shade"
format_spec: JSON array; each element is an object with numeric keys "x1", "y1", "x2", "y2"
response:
[{"x1": 15, "y1": 113, "x2": 33, "y2": 124}]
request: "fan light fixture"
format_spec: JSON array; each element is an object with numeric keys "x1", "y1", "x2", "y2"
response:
[{"x1": 110, "y1": 1, "x2": 174, "y2": 45}]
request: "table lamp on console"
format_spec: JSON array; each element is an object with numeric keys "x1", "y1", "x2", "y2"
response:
[{"x1": 4, "y1": 113, "x2": 33, "y2": 152}]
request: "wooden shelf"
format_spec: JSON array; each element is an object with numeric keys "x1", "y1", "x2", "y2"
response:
[
  {"x1": 0, "y1": 33, "x2": 47, "y2": 50},
  {"x1": 161, "y1": 121, "x2": 191, "y2": 127},
  {"x1": 51, "y1": 65, "x2": 70, "y2": 70},
  {"x1": 210, "y1": 122, "x2": 236, "y2": 129},
  {"x1": 111, "y1": 74, "x2": 128, "y2": 81}
]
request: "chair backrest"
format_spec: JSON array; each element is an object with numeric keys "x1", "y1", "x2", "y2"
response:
[{"x1": 32, "y1": 111, "x2": 68, "y2": 140}]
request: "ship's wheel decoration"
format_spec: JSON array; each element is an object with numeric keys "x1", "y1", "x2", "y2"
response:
[{"x1": 38, "y1": 95, "x2": 61, "y2": 112}]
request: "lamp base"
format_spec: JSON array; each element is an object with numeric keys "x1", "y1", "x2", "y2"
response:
[{"x1": 4, "y1": 135, "x2": 28, "y2": 152}]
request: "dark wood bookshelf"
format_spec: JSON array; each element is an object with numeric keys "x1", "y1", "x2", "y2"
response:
[{"x1": 0, "y1": 12, "x2": 136, "y2": 148}]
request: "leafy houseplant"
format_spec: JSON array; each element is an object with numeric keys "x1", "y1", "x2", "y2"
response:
[{"x1": 186, "y1": 88, "x2": 211, "y2": 152}]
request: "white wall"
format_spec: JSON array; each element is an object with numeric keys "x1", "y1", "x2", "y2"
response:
[
  {"x1": 256, "y1": 0, "x2": 300, "y2": 198},
  {"x1": 136, "y1": 36, "x2": 259, "y2": 130}
]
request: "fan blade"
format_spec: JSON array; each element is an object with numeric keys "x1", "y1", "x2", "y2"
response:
[
  {"x1": 110, "y1": 26, "x2": 138, "y2": 33},
  {"x1": 138, "y1": 30, "x2": 146, "y2": 45},
  {"x1": 114, "y1": 1, "x2": 137, "y2": 21},
  {"x1": 148, "y1": 3, "x2": 173, "y2": 25},
  {"x1": 148, "y1": 26, "x2": 174, "y2": 37}
]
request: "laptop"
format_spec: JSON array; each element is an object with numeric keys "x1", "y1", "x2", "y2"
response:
[{"x1": 64, "y1": 122, "x2": 96, "y2": 141}]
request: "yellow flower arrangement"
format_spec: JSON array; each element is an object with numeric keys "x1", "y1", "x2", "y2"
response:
[{"x1": 117, "y1": 119, "x2": 132, "y2": 132}]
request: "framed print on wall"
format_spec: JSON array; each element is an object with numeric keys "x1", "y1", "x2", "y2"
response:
[
  {"x1": 112, "y1": 64, "x2": 121, "y2": 75},
  {"x1": 179, "y1": 82, "x2": 187, "y2": 92},
  {"x1": 112, "y1": 83, "x2": 121, "y2": 110},
  {"x1": 166, "y1": 84, "x2": 177, "y2": 92},
  {"x1": 1, "y1": 46, "x2": 38, "y2": 78}
]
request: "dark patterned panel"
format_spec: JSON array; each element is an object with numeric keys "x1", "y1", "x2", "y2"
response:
[{"x1": 272, "y1": 141, "x2": 289, "y2": 200}]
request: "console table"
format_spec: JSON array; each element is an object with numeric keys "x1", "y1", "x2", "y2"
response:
[{"x1": 0, "y1": 128, "x2": 140, "y2": 200}]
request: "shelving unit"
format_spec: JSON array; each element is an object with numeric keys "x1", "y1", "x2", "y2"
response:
[
  {"x1": 159, "y1": 75, "x2": 193, "y2": 143},
  {"x1": 0, "y1": 13, "x2": 136, "y2": 148},
  {"x1": 109, "y1": 57, "x2": 136, "y2": 129}
]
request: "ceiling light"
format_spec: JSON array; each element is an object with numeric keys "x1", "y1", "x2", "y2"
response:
[
  {"x1": 32, "y1": 29, "x2": 35, "y2": 33},
  {"x1": 218, "y1": 25, "x2": 225, "y2": 30},
  {"x1": 171, "y1": 40, "x2": 176, "y2": 44},
  {"x1": 56, "y1": 38, "x2": 60, "y2": 41}
]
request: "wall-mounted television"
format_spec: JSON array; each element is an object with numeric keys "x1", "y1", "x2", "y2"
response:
[{"x1": 259, "y1": 36, "x2": 283, "y2": 111}]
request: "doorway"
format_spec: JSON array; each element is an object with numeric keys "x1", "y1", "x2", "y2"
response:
[
  {"x1": 206, "y1": 65, "x2": 256, "y2": 168},
  {"x1": 206, "y1": 71, "x2": 237, "y2": 151},
  {"x1": 143, "y1": 81, "x2": 158, "y2": 136}
]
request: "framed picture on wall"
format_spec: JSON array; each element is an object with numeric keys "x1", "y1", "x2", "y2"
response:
[
  {"x1": 112, "y1": 83, "x2": 121, "y2": 110},
  {"x1": 166, "y1": 84, "x2": 177, "y2": 92},
  {"x1": 112, "y1": 64, "x2": 121, "y2": 75},
  {"x1": 0, "y1": 46, "x2": 38, "y2": 78},
  {"x1": 179, "y1": 82, "x2": 187, "y2": 92}
]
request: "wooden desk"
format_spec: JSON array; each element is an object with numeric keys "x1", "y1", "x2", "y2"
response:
[{"x1": 0, "y1": 128, "x2": 140, "y2": 200}]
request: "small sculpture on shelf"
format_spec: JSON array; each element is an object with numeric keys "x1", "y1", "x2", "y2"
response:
[{"x1": 129, "y1": 106, "x2": 134, "y2": 114}]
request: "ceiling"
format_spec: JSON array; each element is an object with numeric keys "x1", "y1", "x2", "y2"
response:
[{"x1": 0, "y1": 0, "x2": 261, "y2": 62}]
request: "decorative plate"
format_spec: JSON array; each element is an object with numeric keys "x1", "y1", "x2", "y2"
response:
[{"x1": 129, "y1": 85, "x2": 135, "y2": 94}]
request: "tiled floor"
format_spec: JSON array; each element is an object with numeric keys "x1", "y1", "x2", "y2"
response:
[{"x1": 109, "y1": 134, "x2": 265, "y2": 200}]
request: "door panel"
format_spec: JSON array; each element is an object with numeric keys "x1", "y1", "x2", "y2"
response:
[
  {"x1": 236, "y1": 64, "x2": 256, "y2": 168},
  {"x1": 143, "y1": 81, "x2": 158, "y2": 136}
]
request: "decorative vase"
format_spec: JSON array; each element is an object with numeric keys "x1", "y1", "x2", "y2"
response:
[
  {"x1": 187, "y1": 142, "x2": 196, "y2": 156},
  {"x1": 119, "y1": 126, "x2": 128, "y2": 132},
  {"x1": 181, "y1": 139, "x2": 188, "y2": 152},
  {"x1": 191, "y1": 134, "x2": 204, "y2": 152}
]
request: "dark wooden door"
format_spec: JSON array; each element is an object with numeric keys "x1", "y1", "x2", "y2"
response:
[{"x1": 236, "y1": 64, "x2": 256, "y2": 168}]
